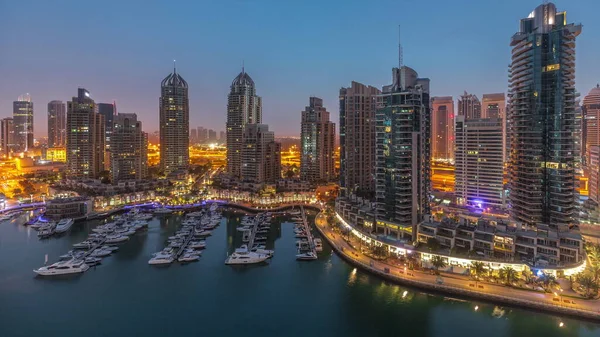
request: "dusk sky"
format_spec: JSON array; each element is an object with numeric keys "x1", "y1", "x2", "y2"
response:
[{"x1": 1, "y1": 0, "x2": 598, "y2": 138}]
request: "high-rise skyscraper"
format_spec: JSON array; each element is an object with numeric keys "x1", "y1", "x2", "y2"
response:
[
  {"x1": 0, "y1": 118, "x2": 15, "y2": 155},
  {"x1": 300, "y1": 97, "x2": 335, "y2": 183},
  {"x1": 508, "y1": 2, "x2": 581, "y2": 228},
  {"x1": 226, "y1": 68, "x2": 262, "y2": 178},
  {"x1": 13, "y1": 94, "x2": 34, "y2": 152},
  {"x1": 110, "y1": 113, "x2": 148, "y2": 183},
  {"x1": 339, "y1": 81, "x2": 380, "y2": 197},
  {"x1": 481, "y1": 93, "x2": 507, "y2": 162},
  {"x1": 66, "y1": 88, "x2": 105, "y2": 178},
  {"x1": 208, "y1": 129, "x2": 217, "y2": 142},
  {"x1": 190, "y1": 128, "x2": 198, "y2": 144},
  {"x1": 98, "y1": 103, "x2": 115, "y2": 147},
  {"x1": 219, "y1": 131, "x2": 226, "y2": 143},
  {"x1": 375, "y1": 66, "x2": 431, "y2": 237},
  {"x1": 240, "y1": 123, "x2": 280, "y2": 183},
  {"x1": 159, "y1": 65, "x2": 189, "y2": 175},
  {"x1": 582, "y1": 85, "x2": 600, "y2": 166},
  {"x1": 48, "y1": 100, "x2": 66, "y2": 148},
  {"x1": 431, "y1": 96, "x2": 454, "y2": 162},
  {"x1": 455, "y1": 116, "x2": 505, "y2": 208},
  {"x1": 457, "y1": 91, "x2": 481, "y2": 119},
  {"x1": 589, "y1": 146, "x2": 600, "y2": 205},
  {"x1": 198, "y1": 127, "x2": 207, "y2": 143}
]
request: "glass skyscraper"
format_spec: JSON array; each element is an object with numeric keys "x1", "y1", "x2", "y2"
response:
[
  {"x1": 159, "y1": 65, "x2": 189, "y2": 175},
  {"x1": 508, "y1": 2, "x2": 582, "y2": 228}
]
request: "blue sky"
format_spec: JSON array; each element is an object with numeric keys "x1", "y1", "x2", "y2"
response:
[{"x1": 0, "y1": 0, "x2": 598, "y2": 137}]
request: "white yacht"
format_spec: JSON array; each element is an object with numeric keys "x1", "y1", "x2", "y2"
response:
[
  {"x1": 225, "y1": 252, "x2": 269, "y2": 265},
  {"x1": 105, "y1": 235, "x2": 129, "y2": 244},
  {"x1": 90, "y1": 248, "x2": 112, "y2": 257},
  {"x1": 195, "y1": 230, "x2": 212, "y2": 237},
  {"x1": 148, "y1": 251, "x2": 174, "y2": 265},
  {"x1": 34, "y1": 259, "x2": 89, "y2": 276},
  {"x1": 100, "y1": 245, "x2": 119, "y2": 252},
  {"x1": 73, "y1": 240, "x2": 96, "y2": 249},
  {"x1": 153, "y1": 207, "x2": 173, "y2": 214},
  {"x1": 84, "y1": 257, "x2": 102, "y2": 266},
  {"x1": 37, "y1": 229, "x2": 55, "y2": 239},
  {"x1": 189, "y1": 241, "x2": 206, "y2": 249},
  {"x1": 178, "y1": 253, "x2": 200, "y2": 263},
  {"x1": 54, "y1": 218, "x2": 74, "y2": 234},
  {"x1": 296, "y1": 252, "x2": 318, "y2": 261}
]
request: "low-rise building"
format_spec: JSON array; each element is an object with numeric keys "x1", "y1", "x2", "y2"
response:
[{"x1": 45, "y1": 197, "x2": 93, "y2": 220}]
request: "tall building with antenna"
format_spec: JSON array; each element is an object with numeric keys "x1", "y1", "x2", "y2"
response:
[{"x1": 159, "y1": 62, "x2": 189, "y2": 175}]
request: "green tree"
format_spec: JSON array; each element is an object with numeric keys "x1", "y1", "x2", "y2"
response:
[
  {"x1": 406, "y1": 253, "x2": 419, "y2": 270},
  {"x1": 541, "y1": 272, "x2": 558, "y2": 292},
  {"x1": 576, "y1": 273, "x2": 599, "y2": 298},
  {"x1": 430, "y1": 256, "x2": 447, "y2": 274},
  {"x1": 589, "y1": 263, "x2": 600, "y2": 283},
  {"x1": 499, "y1": 266, "x2": 518, "y2": 286},
  {"x1": 470, "y1": 261, "x2": 486, "y2": 279}
]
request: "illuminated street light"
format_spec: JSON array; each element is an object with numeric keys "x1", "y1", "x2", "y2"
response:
[{"x1": 474, "y1": 305, "x2": 479, "y2": 311}]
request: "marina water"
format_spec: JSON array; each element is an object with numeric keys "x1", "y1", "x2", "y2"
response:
[{"x1": 1, "y1": 209, "x2": 599, "y2": 337}]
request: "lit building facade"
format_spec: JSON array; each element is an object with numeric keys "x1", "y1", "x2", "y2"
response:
[
  {"x1": 455, "y1": 116, "x2": 505, "y2": 208},
  {"x1": 240, "y1": 123, "x2": 280, "y2": 183},
  {"x1": 508, "y1": 3, "x2": 581, "y2": 228},
  {"x1": 0, "y1": 118, "x2": 15, "y2": 156},
  {"x1": 159, "y1": 66, "x2": 189, "y2": 175},
  {"x1": 339, "y1": 81, "x2": 380, "y2": 197},
  {"x1": 300, "y1": 97, "x2": 336, "y2": 183},
  {"x1": 481, "y1": 93, "x2": 507, "y2": 162},
  {"x1": 431, "y1": 96, "x2": 454, "y2": 162},
  {"x1": 110, "y1": 113, "x2": 148, "y2": 183},
  {"x1": 48, "y1": 100, "x2": 66, "y2": 148},
  {"x1": 13, "y1": 94, "x2": 34, "y2": 152},
  {"x1": 589, "y1": 146, "x2": 600, "y2": 204},
  {"x1": 457, "y1": 91, "x2": 481, "y2": 119},
  {"x1": 46, "y1": 147, "x2": 66, "y2": 162},
  {"x1": 375, "y1": 66, "x2": 431, "y2": 238},
  {"x1": 226, "y1": 69, "x2": 262, "y2": 178},
  {"x1": 66, "y1": 88, "x2": 105, "y2": 178}
]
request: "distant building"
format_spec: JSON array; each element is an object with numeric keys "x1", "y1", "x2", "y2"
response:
[
  {"x1": 110, "y1": 113, "x2": 148, "y2": 183},
  {"x1": 46, "y1": 147, "x2": 66, "y2": 162},
  {"x1": 159, "y1": 65, "x2": 189, "y2": 175},
  {"x1": 198, "y1": 127, "x2": 207, "y2": 143},
  {"x1": 375, "y1": 66, "x2": 431, "y2": 238},
  {"x1": 240, "y1": 124, "x2": 280, "y2": 183},
  {"x1": 219, "y1": 131, "x2": 226, "y2": 143},
  {"x1": 457, "y1": 91, "x2": 481, "y2": 119},
  {"x1": 47, "y1": 100, "x2": 66, "y2": 148},
  {"x1": 66, "y1": 88, "x2": 105, "y2": 179},
  {"x1": 0, "y1": 118, "x2": 15, "y2": 155},
  {"x1": 98, "y1": 103, "x2": 115, "y2": 148},
  {"x1": 190, "y1": 128, "x2": 197, "y2": 144},
  {"x1": 455, "y1": 116, "x2": 505, "y2": 208},
  {"x1": 508, "y1": 2, "x2": 581, "y2": 229},
  {"x1": 227, "y1": 68, "x2": 262, "y2": 178},
  {"x1": 339, "y1": 81, "x2": 380, "y2": 197},
  {"x1": 13, "y1": 94, "x2": 34, "y2": 152},
  {"x1": 208, "y1": 129, "x2": 217, "y2": 142},
  {"x1": 583, "y1": 85, "x2": 600, "y2": 166},
  {"x1": 481, "y1": 93, "x2": 506, "y2": 162},
  {"x1": 45, "y1": 197, "x2": 93, "y2": 220},
  {"x1": 589, "y1": 146, "x2": 600, "y2": 204},
  {"x1": 431, "y1": 96, "x2": 455, "y2": 161},
  {"x1": 300, "y1": 97, "x2": 335, "y2": 183}
]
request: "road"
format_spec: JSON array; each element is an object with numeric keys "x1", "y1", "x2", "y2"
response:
[{"x1": 315, "y1": 215, "x2": 600, "y2": 317}]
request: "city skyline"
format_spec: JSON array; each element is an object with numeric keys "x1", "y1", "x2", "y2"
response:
[{"x1": 1, "y1": 0, "x2": 598, "y2": 139}]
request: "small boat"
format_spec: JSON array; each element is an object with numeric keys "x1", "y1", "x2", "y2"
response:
[
  {"x1": 84, "y1": 257, "x2": 102, "y2": 266},
  {"x1": 34, "y1": 259, "x2": 89, "y2": 276},
  {"x1": 196, "y1": 230, "x2": 212, "y2": 237},
  {"x1": 100, "y1": 245, "x2": 119, "y2": 252},
  {"x1": 178, "y1": 253, "x2": 200, "y2": 263},
  {"x1": 296, "y1": 252, "x2": 317, "y2": 261},
  {"x1": 168, "y1": 241, "x2": 183, "y2": 248},
  {"x1": 189, "y1": 241, "x2": 206, "y2": 249},
  {"x1": 251, "y1": 247, "x2": 274, "y2": 257},
  {"x1": 225, "y1": 252, "x2": 270, "y2": 265},
  {"x1": 314, "y1": 238, "x2": 323, "y2": 252},
  {"x1": 54, "y1": 218, "x2": 74, "y2": 234},
  {"x1": 73, "y1": 241, "x2": 95, "y2": 249},
  {"x1": 37, "y1": 229, "x2": 55, "y2": 239}
]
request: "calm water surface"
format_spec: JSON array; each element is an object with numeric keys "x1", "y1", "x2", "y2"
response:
[{"x1": 0, "y1": 209, "x2": 599, "y2": 337}]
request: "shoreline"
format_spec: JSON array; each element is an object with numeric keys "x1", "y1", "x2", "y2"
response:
[{"x1": 313, "y1": 220, "x2": 600, "y2": 323}]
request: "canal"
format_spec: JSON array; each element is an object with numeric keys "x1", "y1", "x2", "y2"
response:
[{"x1": 0, "y1": 209, "x2": 598, "y2": 337}]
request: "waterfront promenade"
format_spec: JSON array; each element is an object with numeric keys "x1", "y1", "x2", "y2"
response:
[{"x1": 314, "y1": 214, "x2": 600, "y2": 322}]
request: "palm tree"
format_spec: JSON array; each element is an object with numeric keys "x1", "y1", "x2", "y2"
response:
[
  {"x1": 499, "y1": 266, "x2": 518, "y2": 286},
  {"x1": 431, "y1": 256, "x2": 447, "y2": 274},
  {"x1": 589, "y1": 263, "x2": 600, "y2": 283},
  {"x1": 470, "y1": 261, "x2": 486, "y2": 280},
  {"x1": 576, "y1": 273, "x2": 599, "y2": 298},
  {"x1": 541, "y1": 272, "x2": 558, "y2": 292}
]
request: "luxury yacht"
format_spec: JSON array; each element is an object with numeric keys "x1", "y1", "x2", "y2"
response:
[
  {"x1": 37, "y1": 229, "x2": 55, "y2": 239},
  {"x1": 153, "y1": 207, "x2": 173, "y2": 214},
  {"x1": 34, "y1": 259, "x2": 89, "y2": 276},
  {"x1": 178, "y1": 253, "x2": 200, "y2": 263},
  {"x1": 189, "y1": 241, "x2": 206, "y2": 249},
  {"x1": 90, "y1": 248, "x2": 112, "y2": 258},
  {"x1": 148, "y1": 251, "x2": 174, "y2": 265},
  {"x1": 73, "y1": 240, "x2": 97, "y2": 249},
  {"x1": 225, "y1": 252, "x2": 269, "y2": 265},
  {"x1": 84, "y1": 257, "x2": 102, "y2": 266},
  {"x1": 54, "y1": 218, "x2": 74, "y2": 234},
  {"x1": 105, "y1": 235, "x2": 129, "y2": 244}
]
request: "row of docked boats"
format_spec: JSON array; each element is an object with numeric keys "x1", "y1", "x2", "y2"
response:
[
  {"x1": 292, "y1": 209, "x2": 318, "y2": 261},
  {"x1": 148, "y1": 207, "x2": 221, "y2": 265},
  {"x1": 0, "y1": 210, "x2": 22, "y2": 221},
  {"x1": 33, "y1": 218, "x2": 75, "y2": 239},
  {"x1": 227, "y1": 212, "x2": 274, "y2": 265},
  {"x1": 33, "y1": 210, "x2": 151, "y2": 276}
]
